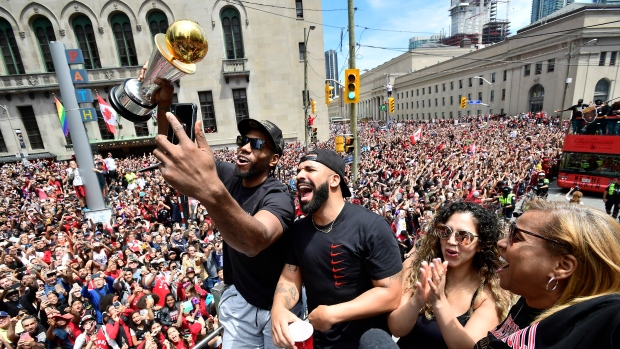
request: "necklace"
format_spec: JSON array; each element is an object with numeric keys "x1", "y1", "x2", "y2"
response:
[{"x1": 312, "y1": 215, "x2": 338, "y2": 234}]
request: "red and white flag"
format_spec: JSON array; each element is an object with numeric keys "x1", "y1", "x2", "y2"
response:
[
  {"x1": 470, "y1": 143, "x2": 477, "y2": 155},
  {"x1": 412, "y1": 127, "x2": 422, "y2": 143},
  {"x1": 97, "y1": 94, "x2": 117, "y2": 134}
]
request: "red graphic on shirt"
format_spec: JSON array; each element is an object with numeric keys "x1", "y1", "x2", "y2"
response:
[{"x1": 331, "y1": 243, "x2": 347, "y2": 287}]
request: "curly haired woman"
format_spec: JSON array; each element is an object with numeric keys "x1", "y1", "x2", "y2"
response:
[{"x1": 388, "y1": 201, "x2": 511, "y2": 349}]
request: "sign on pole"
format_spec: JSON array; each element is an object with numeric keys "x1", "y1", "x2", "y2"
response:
[{"x1": 469, "y1": 100, "x2": 482, "y2": 105}]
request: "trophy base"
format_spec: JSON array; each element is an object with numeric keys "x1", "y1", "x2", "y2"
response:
[{"x1": 109, "y1": 79, "x2": 157, "y2": 123}]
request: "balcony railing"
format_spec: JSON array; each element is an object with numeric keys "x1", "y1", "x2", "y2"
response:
[
  {"x1": 0, "y1": 66, "x2": 140, "y2": 93},
  {"x1": 222, "y1": 58, "x2": 249, "y2": 83}
]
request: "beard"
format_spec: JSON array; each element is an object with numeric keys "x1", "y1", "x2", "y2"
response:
[
  {"x1": 299, "y1": 181, "x2": 330, "y2": 215},
  {"x1": 233, "y1": 157, "x2": 271, "y2": 179}
]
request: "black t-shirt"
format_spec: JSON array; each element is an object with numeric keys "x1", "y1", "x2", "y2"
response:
[
  {"x1": 476, "y1": 294, "x2": 620, "y2": 348},
  {"x1": 217, "y1": 162, "x2": 295, "y2": 310},
  {"x1": 287, "y1": 202, "x2": 403, "y2": 349}
]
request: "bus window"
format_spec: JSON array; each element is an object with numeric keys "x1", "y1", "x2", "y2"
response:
[{"x1": 560, "y1": 152, "x2": 620, "y2": 177}]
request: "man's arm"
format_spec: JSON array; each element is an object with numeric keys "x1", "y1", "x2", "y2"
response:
[
  {"x1": 308, "y1": 270, "x2": 402, "y2": 332},
  {"x1": 271, "y1": 264, "x2": 303, "y2": 349}
]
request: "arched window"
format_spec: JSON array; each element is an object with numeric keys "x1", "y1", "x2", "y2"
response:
[
  {"x1": 148, "y1": 11, "x2": 168, "y2": 38},
  {"x1": 72, "y1": 15, "x2": 100, "y2": 69},
  {"x1": 594, "y1": 78, "x2": 610, "y2": 102},
  {"x1": 0, "y1": 18, "x2": 25, "y2": 74},
  {"x1": 528, "y1": 84, "x2": 544, "y2": 113},
  {"x1": 110, "y1": 13, "x2": 138, "y2": 67},
  {"x1": 221, "y1": 8, "x2": 244, "y2": 59},
  {"x1": 33, "y1": 17, "x2": 56, "y2": 72}
]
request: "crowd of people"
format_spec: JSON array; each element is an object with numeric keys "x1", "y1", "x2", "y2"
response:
[{"x1": 0, "y1": 106, "x2": 617, "y2": 349}]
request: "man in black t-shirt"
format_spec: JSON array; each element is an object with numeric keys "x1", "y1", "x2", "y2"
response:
[
  {"x1": 271, "y1": 149, "x2": 402, "y2": 349},
  {"x1": 153, "y1": 106, "x2": 294, "y2": 348},
  {"x1": 554, "y1": 98, "x2": 588, "y2": 134}
]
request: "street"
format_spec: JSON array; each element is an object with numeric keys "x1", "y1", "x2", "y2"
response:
[{"x1": 544, "y1": 180, "x2": 606, "y2": 212}]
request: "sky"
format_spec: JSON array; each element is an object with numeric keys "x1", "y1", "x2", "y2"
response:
[{"x1": 321, "y1": 0, "x2": 534, "y2": 74}]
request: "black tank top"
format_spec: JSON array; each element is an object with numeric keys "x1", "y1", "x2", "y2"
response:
[{"x1": 397, "y1": 288, "x2": 480, "y2": 349}]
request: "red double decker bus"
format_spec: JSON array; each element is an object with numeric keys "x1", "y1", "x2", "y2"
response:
[{"x1": 557, "y1": 134, "x2": 620, "y2": 193}]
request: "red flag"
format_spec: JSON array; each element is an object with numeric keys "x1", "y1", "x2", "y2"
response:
[
  {"x1": 97, "y1": 94, "x2": 117, "y2": 134},
  {"x1": 412, "y1": 127, "x2": 422, "y2": 142}
]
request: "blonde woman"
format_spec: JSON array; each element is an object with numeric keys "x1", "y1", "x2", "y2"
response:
[
  {"x1": 475, "y1": 200, "x2": 620, "y2": 348},
  {"x1": 389, "y1": 201, "x2": 511, "y2": 349}
]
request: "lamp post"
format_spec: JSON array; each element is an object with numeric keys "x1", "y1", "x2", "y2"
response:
[
  {"x1": 303, "y1": 25, "x2": 315, "y2": 153},
  {"x1": 0, "y1": 104, "x2": 23, "y2": 158},
  {"x1": 559, "y1": 38, "x2": 598, "y2": 122},
  {"x1": 473, "y1": 76, "x2": 492, "y2": 125}
]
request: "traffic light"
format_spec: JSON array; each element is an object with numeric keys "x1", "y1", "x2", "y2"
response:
[
  {"x1": 344, "y1": 136, "x2": 354, "y2": 154},
  {"x1": 460, "y1": 96, "x2": 467, "y2": 109},
  {"x1": 388, "y1": 97, "x2": 395, "y2": 113},
  {"x1": 325, "y1": 83, "x2": 334, "y2": 106},
  {"x1": 311, "y1": 128, "x2": 317, "y2": 142},
  {"x1": 311, "y1": 99, "x2": 316, "y2": 114},
  {"x1": 335, "y1": 135, "x2": 344, "y2": 152},
  {"x1": 344, "y1": 69, "x2": 360, "y2": 104}
]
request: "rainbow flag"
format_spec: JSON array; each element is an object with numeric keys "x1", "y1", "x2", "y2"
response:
[{"x1": 54, "y1": 96, "x2": 69, "y2": 137}]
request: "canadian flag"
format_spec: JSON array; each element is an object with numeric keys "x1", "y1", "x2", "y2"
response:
[
  {"x1": 97, "y1": 94, "x2": 117, "y2": 134},
  {"x1": 470, "y1": 143, "x2": 477, "y2": 155},
  {"x1": 411, "y1": 127, "x2": 422, "y2": 144}
]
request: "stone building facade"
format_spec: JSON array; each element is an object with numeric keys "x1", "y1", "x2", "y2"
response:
[{"x1": 0, "y1": 0, "x2": 326, "y2": 160}]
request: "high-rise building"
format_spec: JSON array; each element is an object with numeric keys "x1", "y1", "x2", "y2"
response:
[
  {"x1": 531, "y1": 0, "x2": 575, "y2": 23},
  {"x1": 325, "y1": 49, "x2": 339, "y2": 97},
  {"x1": 592, "y1": 0, "x2": 620, "y2": 4},
  {"x1": 409, "y1": 35, "x2": 446, "y2": 50}
]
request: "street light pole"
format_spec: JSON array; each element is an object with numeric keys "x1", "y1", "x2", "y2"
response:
[
  {"x1": 0, "y1": 105, "x2": 23, "y2": 158},
  {"x1": 473, "y1": 76, "x2": 492, "y2": 126},
  {"x1": 303, "y1": 25, "x2": 315, "y2": 153}
]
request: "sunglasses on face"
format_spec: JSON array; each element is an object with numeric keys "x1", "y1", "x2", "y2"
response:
[
  {"x1": 507, "y1": 222, "x2": 566, "y2": 246},
  {"x1": 435, "y1": 224, "x2": 478, "y2": 245},
  {"x1": 236, "y1": 136, "x2": 269, "y2": 151}
]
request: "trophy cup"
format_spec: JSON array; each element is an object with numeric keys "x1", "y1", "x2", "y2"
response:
[{"x1": 109, "y1": 20, "x2": 208, "y2": 122}]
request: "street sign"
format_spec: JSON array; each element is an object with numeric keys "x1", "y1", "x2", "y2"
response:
[
  {"x1": 344, "y1": 155, "x2": 353, "y2": 164},
  {"x1": 469, "y1": 100, "x2": 482, "y2": 104},
  {"x1": 380, "y1": 104, "x2": 387, "y2": 111}
]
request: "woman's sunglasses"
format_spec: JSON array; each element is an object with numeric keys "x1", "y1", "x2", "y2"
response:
[
  {"x1": 236, "y1": 136, "x2": 269, "y2": 150},
  {"x1": 507, "y1": 222, "x2": 566, "y2": 247},
  {"x1": 435, "y1": 224, "x2": 478, "y2": 245}
]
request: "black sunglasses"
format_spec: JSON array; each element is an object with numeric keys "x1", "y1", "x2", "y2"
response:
[
  {"x1": 236, "y1": 136, "x2": 269, "y2": 150},
  {"x1": 508, "y1": 222, "x2": 566, "y2": 246},
  {"x1": 435, "y1": 224, "x2": 478, "y2": 245}
]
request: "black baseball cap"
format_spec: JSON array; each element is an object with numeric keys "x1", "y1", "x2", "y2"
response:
[
  {"x1": 237, "y1": 119, "x2": 284, "y2": 156},
  {"x1": 300, "y1": 149, "x2": 352, "y2": 198}
]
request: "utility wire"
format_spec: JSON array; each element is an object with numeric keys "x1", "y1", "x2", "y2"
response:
[{"x1": 234, "y1": 0, "x2": 346, "y2": 11}]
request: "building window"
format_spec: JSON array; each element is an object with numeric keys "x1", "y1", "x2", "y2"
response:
[
  {"x1": 416, "y1": 89, "x2": 419, "y2": 96},
  {"x1": 468, "y1": 78, "x2": 472, "y2": 87},
  {"x1": 500, "y1": 108, "x2": 504, "y2": 114},
  {"x1": 417, "y1": 101, "x2": 419, "y2": 108},
  {"x1": 490, "y1": 90, "x2": 494, "y2": 102},
  {"x1": 298, "y1": 43, "x2": 305, "y2": 61},
  {"x1": 296, "y1": 0, "x2": 304, "y2": 18},
  {"x1": 449, "y1": 111, "x2": 453, "y2": 118},
  {"x1": 17, "y1": 106, "x2": 44, "y2": 149},
  {"x1": 442, "y1": 97, "x2": 445, "y2": 106},
  {"x1": 479, "y1": 76, "x2": 484, "y2": 85},
  {"x1": 422, "y1": 88, "x2": 424, "y2": 95},
  {"x1": 33, "y1": 17, "x2": 56, "y2": 72},
  {"x1": 435, "y1": 98, "x2": 438, "y2": 107},
  {"x1": 458, "y1": 111, "x2": 462, "y2": 118},
  {"x1": 467, "y1": 93, "x2": 471, "y2": 100},
  {"x1": 96, "y1": 111, "x2": 115, "y2": 140},
  {"x1": 111, "y1": 13, "x2": 138, "y2": 67},
  {"x1": 72, "y1": 16, "x2": 100, "y2": 69},
  {"x1": 198, "y1": 91, "x2": 217, "y2": 132},
  {"x1": 222, "y1": 7, "x2": 245, "y2": 59},
  {"x1": 548, "y1": 59, "x2": 555, "y2": 72},
  {"x1": 450, "y1": 96, "x2": 454, "y2": 105},
  {"x1": 599, "y1": 52, "x2": 607, "y2": 66},
  {"x1": 428, "y1": 86, "x2": 431, "y2": 94},
  {"x1": 491, "y1": 72, "x2": 496, "y2": 83},
  {"x1": 134, "y1": 121, "x2": 149, "y2": 137},
  {"x1": 478, "y1": 92, "x2": 482, "y2": 101},
  {"x1": 406, "y1": 91, "x2": 408, "y2": 98},
  {"x1": 435, "y1": 85, "x2": 438, "y2": 93},
  {"x1": 535, "y1": 61, "x2": 542, "y2": 75},
  {"x1": 0, "y1": 18, "x2": 25, "y2": 74},
  {"x1": 442, "y1": 112, "x2": 445, "y2": 118},
  {"x1": 524, "y1": 64, "x2": 531, "y2": 76},
  {"x1": 610, "y1": 52, "x2": 617, "y2": 66},
  {"x1": 148, "y1": 11, "x2": 169, "y2": 37},
  {"x1": 459, "y1": 80, "x2": 463, "y2": 89},
  {"x1": 502, "y1": 88, "x2": 506, "y2": 101},
  {"x1": 503, "y1": 70, "x2": 507, "y2": 81},
  {"x1": 450, "y1": 81, "x2": 454, "y2": 90},
  {"x1": 233, "y1": 88, "x2": 249, "y2": 123},
  {"x1": 428, "y1": 99, "x2": 431, "y2": 106},
  {"x1": 442, "y1": 83, "x2": 445, "y2": 92},
  {"x1": 594, "y1": 79, "x2": 610, "y2": 101},
  {"x1": 0, "y1": 129, "x2": 7, "y2": 152},
  {"x1": 422, "y1": 100, "x2": 425, "y2": 108}
]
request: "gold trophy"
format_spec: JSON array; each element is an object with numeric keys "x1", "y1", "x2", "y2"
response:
[{"x1": 109, "y1": 20, "x2": 208, "y2": 122}]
